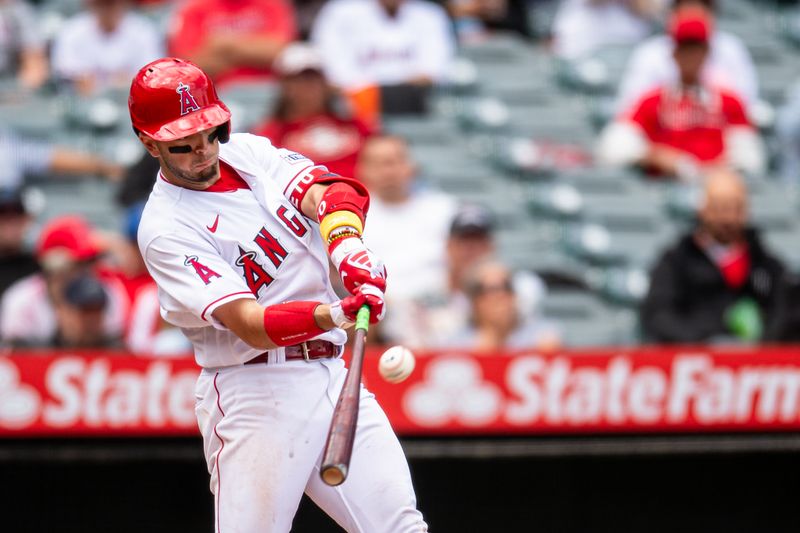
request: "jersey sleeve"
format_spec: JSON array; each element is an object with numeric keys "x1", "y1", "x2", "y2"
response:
[
  {"x1": 143, "y1": 233, "x2": 256, "y2": 329},
  {"x1": 237, "y1": 133, "x2": 332, "y2": 212}
]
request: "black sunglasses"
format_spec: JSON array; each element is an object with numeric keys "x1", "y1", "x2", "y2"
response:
[
  {"x1": 167, "y1": 127, "x2": 223, "y2": 154},
  {"x1": 469, "y1": 278, "x2": 513, "y2": 297}
]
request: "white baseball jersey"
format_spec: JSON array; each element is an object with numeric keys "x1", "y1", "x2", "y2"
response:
[
  {"x1": 137, "y1": 133, "x2": 347, "y2": 368},
  {"x1": 311, "y1": 0, "x2": 455, "y2": 90}
]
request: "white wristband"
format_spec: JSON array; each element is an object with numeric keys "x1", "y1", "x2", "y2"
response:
[{"x1": 329, "y1": 301, "x2": 353, "y2": 328}]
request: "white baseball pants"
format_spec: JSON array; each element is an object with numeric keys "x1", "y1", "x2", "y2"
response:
[{"x1": 194, "y1": 357, "x2": 427, "y2": 533}]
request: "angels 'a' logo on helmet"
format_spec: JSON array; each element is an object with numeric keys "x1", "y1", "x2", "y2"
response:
[{"x1": 176, "y1": 82, "x2": 201, "y2": 116}]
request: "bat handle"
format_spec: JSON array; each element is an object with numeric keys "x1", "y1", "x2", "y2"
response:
[{"x1": 355, "y1": 305, "x2": 370, "y2": 332}]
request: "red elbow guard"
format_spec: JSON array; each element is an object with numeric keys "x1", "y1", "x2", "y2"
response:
[
  {"x1": 317, "y1": 181, "x2": 370, "y2": 225},
  {"x1": 263, "y1": 301, "x2": 326, "y2": 346}
]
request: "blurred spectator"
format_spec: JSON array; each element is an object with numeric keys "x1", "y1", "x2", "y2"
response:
[
  {"x1": 53, "y1": 273, "x2": 117, "y2": 348},
  {"x1": 51, "y1": 0, "x2": 163, "y2": 96},
  {"x1": 251, "y1": 43, "x2": 373, "y2": 178},
  {"x1": 102, "y1": 202, "x2": 191, "y2": 355},
  {"x1": 382, "y1": 203, "x2": 548, "y2": 348},
  {"x1": 0, "y1": 0, "x2": 48, "y2": 89},
  {"x1": 439, "y1": 259, "x2": 560, "y2": 352},
  {"x1": 776, "y1": 80, "x2": 800, "y2": 184},
  {"x1": 115, "y1": 150, "x2": 160, "y2": 207},
  {"x1": 168, "y1": 0, "x2": 296, "y2": 86},
  {"x1": 311, "y1": 0, "x2": 455, "y2": 92},
  {"x1": 0, "y1": 188, "x2": 37, "y2": 295},
  {"x1": 359, "y1": 134, "x2": 457, "y2": 302},
  {"x1": 294, "y1": 0, "x2": 327, "y2": 40},
  {"x1": 596, "y1": 6, "x2": 765, "y2": 180},
  {"x1": 0, "y1": 216, "x2": 127, "y2": 348},
  {"x1": 448, "y1": 0, "x2": 533, "y2": 42},
  {"x1": 641, "y1": 169, "x2": 788, "y2": 343},
  {"x1": 552, "y1": 0, "x2": 661, "y2": 59},
  {"x1": 617, "y1": 0, "x2": 758, "y2": 112},
  {"x1": 0, "y1": 128, "x2": 124, "y2": 191}
]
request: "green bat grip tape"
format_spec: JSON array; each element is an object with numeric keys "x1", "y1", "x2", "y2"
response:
[{"x1": 355, "y1": 305, "x2": 371, "y2": 331}]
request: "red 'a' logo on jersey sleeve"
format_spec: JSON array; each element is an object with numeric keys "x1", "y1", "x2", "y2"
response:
[
  {"x1": 177, "y1": 82, "x2": 201, "y2": 116},
  {"x1": 184, "y1": 255, "x2": 221, "y2": 285}
]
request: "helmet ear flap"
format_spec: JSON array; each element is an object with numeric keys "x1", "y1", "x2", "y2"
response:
[{"x1": 218, "y1": 122, "x2": 231, "y2": 144}]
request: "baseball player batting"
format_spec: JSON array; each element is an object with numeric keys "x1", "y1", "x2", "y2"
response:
[{"x1": 128, "y1": 58, "x2": 427, "y2": 532}]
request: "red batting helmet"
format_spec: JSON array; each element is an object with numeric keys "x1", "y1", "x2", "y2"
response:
[{"x1": 128, "y1": 57, "x2": 231, "y2": 142}]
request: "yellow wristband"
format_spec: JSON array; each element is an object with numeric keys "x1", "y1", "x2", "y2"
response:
[{"x1": 320, "y1": 210, "x2": 363, "y2": 243}]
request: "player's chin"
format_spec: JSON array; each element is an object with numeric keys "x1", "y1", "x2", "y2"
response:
[{"x1": 192, "y1": 164, "x2": 220, "y2": 183}]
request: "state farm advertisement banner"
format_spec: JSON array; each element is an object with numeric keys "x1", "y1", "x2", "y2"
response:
[{"x1": 1, "y1": 347, "x2": 799, "y2": 436}]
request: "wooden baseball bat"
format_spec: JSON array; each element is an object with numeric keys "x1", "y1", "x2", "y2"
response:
[{"x1": 320, "y1": 305, "x2": 370, "y2": 486}]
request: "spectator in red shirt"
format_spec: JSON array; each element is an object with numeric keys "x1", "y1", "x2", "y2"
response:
[
  {"x1": 167, "y1": 0, "x2": 296, "y2": 86},
  {"x1": 596, "y1": 5, "x2": 765, "y2": 181},
  {"x1": 0, "y1": 216, "x2": 128, "y2": 348},
  {"x1": 251, "y1": 43, "x2": 373, "y2": 178}
]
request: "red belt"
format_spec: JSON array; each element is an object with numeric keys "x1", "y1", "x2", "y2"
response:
[{"x1": 244, "y1": 340, "x2": 342, "y2": 365}]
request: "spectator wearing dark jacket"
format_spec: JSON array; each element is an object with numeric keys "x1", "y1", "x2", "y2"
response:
[{"x1": 641, "y1": 169, "x2": 787, "y2": 343}]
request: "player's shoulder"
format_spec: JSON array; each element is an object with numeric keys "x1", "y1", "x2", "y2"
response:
[
  {"x1": 136, "y1": 186, "x2": 189, "y2": 252},
  {"x1": 223, "y1": 131, "x2": 273, "y2": 152},
  {"x1": 227, "y1": 132, "x2": 315, "y2": 166}
]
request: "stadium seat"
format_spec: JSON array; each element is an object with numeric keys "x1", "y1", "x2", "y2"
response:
[{"x1": 541, "y1": 289, "x2": 639, "y2": 346}]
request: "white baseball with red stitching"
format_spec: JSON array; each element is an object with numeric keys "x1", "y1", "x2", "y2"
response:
[{"x1": 378, "y1": 345, "x2": 416, "y2": 384}]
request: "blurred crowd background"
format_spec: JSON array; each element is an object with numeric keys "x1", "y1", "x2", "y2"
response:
[{"x1": 0, "y1": 0, "x2": 799, "y2": 355}]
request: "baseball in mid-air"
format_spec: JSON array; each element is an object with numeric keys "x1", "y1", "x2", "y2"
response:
[{"x1": 378, "y1": 345, "x2": 416, "y2": 383}]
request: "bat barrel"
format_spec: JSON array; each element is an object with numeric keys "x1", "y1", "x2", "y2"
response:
[{"x1": 320, "y1": 306, "x2": 370, "y2": 486}]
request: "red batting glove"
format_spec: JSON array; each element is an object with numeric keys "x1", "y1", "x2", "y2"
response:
[
  {"x1": 329, "y1": 237, "x2": 387, "y2": 294},
  {"x1": 329, "y1": 284, "x2": 386, "y2": 327}
]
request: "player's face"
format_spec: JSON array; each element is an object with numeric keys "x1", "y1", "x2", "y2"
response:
[{"x1": 155, "y1": 127, "x2": 222, "y2": 190}]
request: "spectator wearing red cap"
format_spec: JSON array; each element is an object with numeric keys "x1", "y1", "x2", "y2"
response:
[
  {"x1": 250, "y1": 43, "x2": 374, "y2": 179},
  {"x1": 0, "y1": 216, "x2": 127, "y2": 348},
  {"x1": 596, "y1": 6, "x2": 765, "y2": 181},
  {"x1": 617, "y1": 0, "x2": 758, "y2": 113},
  {"x1": 167, "y1": 0, "x2": 296, "y2": 86}
]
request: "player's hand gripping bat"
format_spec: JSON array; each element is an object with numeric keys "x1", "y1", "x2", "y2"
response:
[{"x1": 320, "y1": 305, "x2": 370, "y2": 486}]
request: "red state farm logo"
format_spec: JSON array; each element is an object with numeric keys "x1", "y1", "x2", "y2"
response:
[
  {"x1": 403, "y1": 356, "x2": 503, "y2": 426},
  {"x1": 0, "y1": 359, "x2": 41, "y2": 429}
]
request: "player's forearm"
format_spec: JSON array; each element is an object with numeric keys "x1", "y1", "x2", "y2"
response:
[{"x1": 214, "y1": 298, "x2": 340, "y2": 351}]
